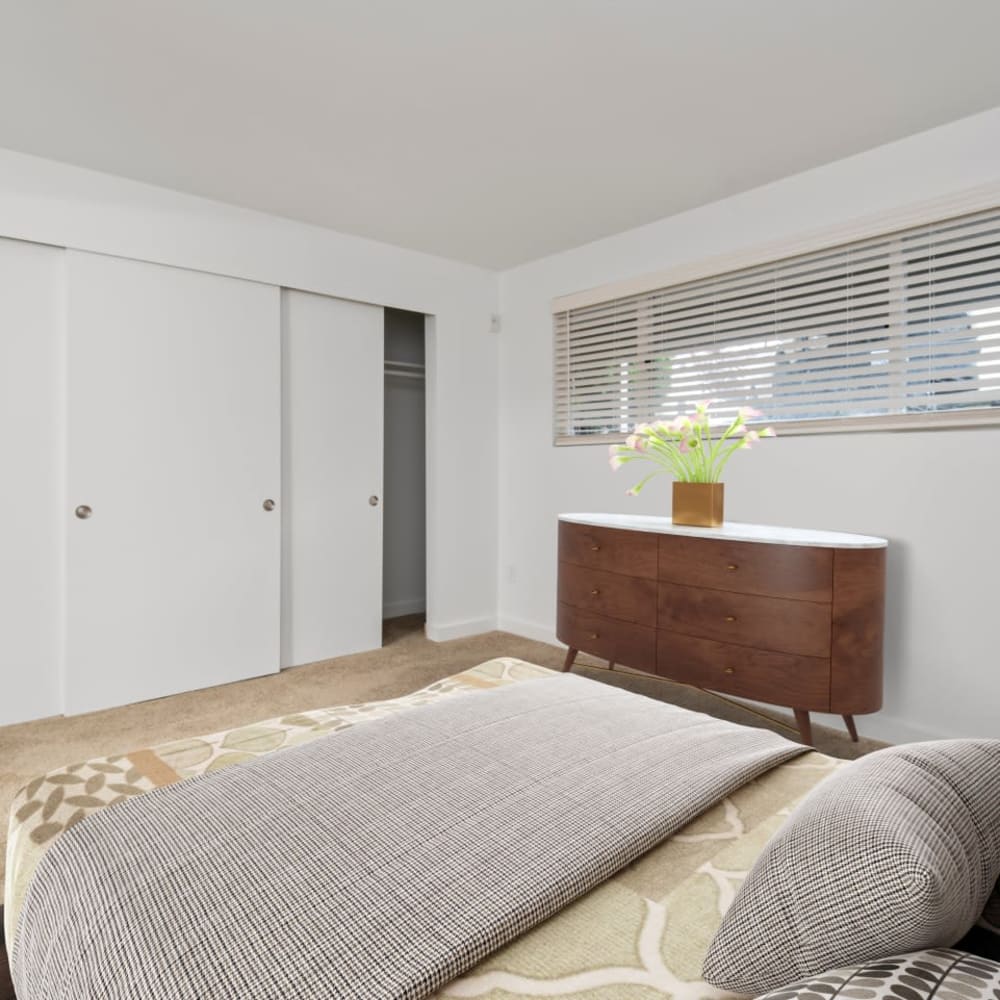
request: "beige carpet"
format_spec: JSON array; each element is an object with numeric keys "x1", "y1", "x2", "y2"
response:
[{"x1": 0, "y1": 616, "x2": 885, "y2": 897}]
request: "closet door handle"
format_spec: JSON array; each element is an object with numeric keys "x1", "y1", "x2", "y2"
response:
[
  {"x1": 262, "y1": 499, "x2": 276, "y2": 512},
  {"x1": 75, "y1": 505, "x2": 93, "y2": 520},
  {"x1": 369, "y1": 495, "x2": 380, "y2": 507}
]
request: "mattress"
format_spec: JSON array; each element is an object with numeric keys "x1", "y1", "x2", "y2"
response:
[{"x1": 5, "y1": 659, "x2": 844, "y2": 998}]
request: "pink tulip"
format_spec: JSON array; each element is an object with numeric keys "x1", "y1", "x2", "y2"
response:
[
  {"x1": 738, "y1": 406, "x2": 764, "y2": 420},
  {"x1": 760, "y1": 426, "x2": 777, "y2": 437},
  {"x1": 694, "y1": 399, "x2": 714, "y2": 412},
  {"x1": 626, "y1": 487, "x2": 638, "y2": 496},
  {"x1": 745, "y1": 430, "x2": 761, "y2": 444}
]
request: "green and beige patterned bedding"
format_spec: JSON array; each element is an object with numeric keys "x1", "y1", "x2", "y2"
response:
[{"x1": 5, "y1": 659, "x2": 843, "y2": 999}]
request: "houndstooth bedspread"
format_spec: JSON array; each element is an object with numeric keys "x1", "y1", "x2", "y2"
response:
[{"x1": 12, "y1": 672, "x2": 805, "y2": 1000}]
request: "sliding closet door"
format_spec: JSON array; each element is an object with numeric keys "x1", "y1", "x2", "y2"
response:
[
  {"x1": 281, "y1": 289, "x2": 384, "y2": 667},
  {"x1": 65, "y1": 252, "x2": 281, "y2": 714},
  {"x1": 0, "y1": 238, "x2": 63, "y2": 725}
]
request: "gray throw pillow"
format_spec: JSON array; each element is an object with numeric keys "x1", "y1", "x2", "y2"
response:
[
  {"x1": 755, "y1": 949, "x2": 1000, "y2": 1000},
  {"x1": 702, "y1": 740, "x2": 1000, "y2": 995}
]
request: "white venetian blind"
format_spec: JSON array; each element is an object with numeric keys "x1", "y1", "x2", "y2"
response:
[{"x1": 554, "y1": 206, "x2": 1000, "y2": 442}]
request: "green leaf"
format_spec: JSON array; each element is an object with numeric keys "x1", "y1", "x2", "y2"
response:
[
  {"x1": 158, "y1": 738, "x2": 213, "y2": 770},
  {"x1": 206, "y1": 751, "x2": 256, "y2": 773},
  {"x1": 221, "y1": 726, "x2": 287, "y2": 754}
]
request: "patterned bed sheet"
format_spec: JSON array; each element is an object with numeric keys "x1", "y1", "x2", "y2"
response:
[{"x1": 5, "y1": 658, "x2": 843, "y2": 999}]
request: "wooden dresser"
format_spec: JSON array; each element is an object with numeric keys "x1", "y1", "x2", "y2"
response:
[{"x1": 557, "y1": 514, "x2": 887, "y2": 744}]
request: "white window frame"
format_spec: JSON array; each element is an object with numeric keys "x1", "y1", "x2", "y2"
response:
[{"x1": 552, "y1": 182, "x2": 1000, "y2": 444}]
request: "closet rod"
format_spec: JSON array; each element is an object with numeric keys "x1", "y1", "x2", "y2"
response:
[{"x1": 385, "y1": 370, "x2": 424, "y2": 380}]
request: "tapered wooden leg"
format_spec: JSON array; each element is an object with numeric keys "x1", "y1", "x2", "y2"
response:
[
  {"x1": 562, "y1": 647, "x2": 578, "y2": 673},
  {"x1": 842, "y1": 714, "x2": 859, "y2": 742},
  {"x1": 793, "y1": 709, "x2": 813, "y2": 746},
  {"x1": 607, "y1": 660, "x2": 615, "y2": 671}
]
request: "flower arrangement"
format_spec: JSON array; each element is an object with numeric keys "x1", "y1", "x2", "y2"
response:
[{"x1": 609, "y1": 401, "x2": 776, "y2": 496}]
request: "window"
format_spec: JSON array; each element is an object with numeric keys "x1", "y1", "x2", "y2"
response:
[{"x1": 553, "y1": 205, "x2": 1000, "y2": 443}]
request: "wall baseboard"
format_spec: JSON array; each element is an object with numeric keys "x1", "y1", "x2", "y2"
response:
[
  {"x1": 425, "y1": 617, "x2": 497, "y2": 642},
  {"x1": 495, "y1": 615, "x2": 560, "y2": 646},
  {"x1": 382, "y1": 598, "x2": 427, "y2": 619}
]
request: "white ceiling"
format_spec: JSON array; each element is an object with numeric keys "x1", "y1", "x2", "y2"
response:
[{"x1": 2, "y1": 1, "x2": 1000, "y2": 269}]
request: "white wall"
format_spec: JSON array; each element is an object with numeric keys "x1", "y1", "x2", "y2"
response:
[
  {"x1": 383, "y1": 309, "x2": 427, "y2": 619},
  {"x1": 0, "y1": 147, "x2": 498, "y2": 722},
  {"x1": 497, "y1": 107, "x2": 1000, "y2": 745}
]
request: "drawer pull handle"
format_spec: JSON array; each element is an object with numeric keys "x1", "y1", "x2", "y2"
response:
[
  {"x1": 724, "y1": 615, "x2": 738, "y2": 623},
  {"x1": 588, "y1": 632, "x2": 600, "y2": 640},
  {"x1": 590, "y1": 588, "x2": 601, "y2": 596},
  {"x1": 724, "y1": 666, "x2": 735, "y2": 675},
  {"x1": 591, "y1": 544, "x2": 601, "y2": 552},
  {"x1": 726, "y1": 564, "x2": 739, "y2": 571}
]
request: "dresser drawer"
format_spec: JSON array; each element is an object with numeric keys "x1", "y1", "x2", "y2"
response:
[
  {"x1": 559, "y1": 521, "x2": 657, "y2": 579},
  {"x1": 557, "y1": 603, "x2": 657, "y2": 673},
  {"x1": 656, "y1": 629, "x2": 831, "y2": 710},
  {"x1": 658, "y1": 535, "x2": 832, "y2": 602},
  {"x1": 658, "y1": 582, "x2": 832, "y2": 658},
  {"x1": 558, "y1": 563, "x2": 657, "y2": 626}
]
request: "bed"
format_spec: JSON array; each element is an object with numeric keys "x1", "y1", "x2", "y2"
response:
[{"x1": 4, "y1": 659, "x2": 848, "y2": 999}]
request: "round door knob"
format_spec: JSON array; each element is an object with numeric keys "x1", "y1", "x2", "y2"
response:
[
  {"x1": 369, "y1": 495, "x2": 380, "y2": 507},
  {"x1": 75, "y1": 505, "x2": 93, "y2": 520},
  {"x1": 262, "y1": 499, "x2": 276, "y2": 511}
]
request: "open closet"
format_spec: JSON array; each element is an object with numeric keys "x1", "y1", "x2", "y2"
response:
[{"x1": 382, "y1": 308, "x2": 427, "y2": 626}]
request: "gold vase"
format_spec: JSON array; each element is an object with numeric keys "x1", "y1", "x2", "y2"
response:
[{"x1": 672, "y1": 482, "x2": 724, "y2": 527}]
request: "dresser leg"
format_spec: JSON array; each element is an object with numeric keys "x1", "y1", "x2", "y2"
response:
[
  {"x1": 793, "y1": 709, "x2": 813, "y2": 746},
  {"x1": 842, "y1": 714, "x2": 859, "y2": 742},
  {"x1": 607, "y1": 660, "x2": 615, "y2": 671},
  {"x1": 562, "y1": 647, "x2": 578, "y2": 673}
]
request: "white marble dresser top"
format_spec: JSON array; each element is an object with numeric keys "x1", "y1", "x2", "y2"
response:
[{"x1": 559, "y1": 513, "x2": 887, "y2": 549}]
